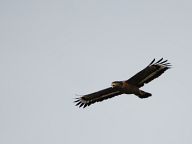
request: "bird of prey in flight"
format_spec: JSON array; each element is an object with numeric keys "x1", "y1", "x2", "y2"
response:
[{"x1": 74, "y1": 58, "x2": 171, "y2": 108}]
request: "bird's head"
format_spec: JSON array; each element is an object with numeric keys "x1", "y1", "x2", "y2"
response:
[{"x1": 111, "y1": 81, "x2": 123, "y2": 88}]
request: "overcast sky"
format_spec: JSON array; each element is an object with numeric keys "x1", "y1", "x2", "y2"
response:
[{"x1": 1, "y1": 0, "x2": 192, "y2": 144}]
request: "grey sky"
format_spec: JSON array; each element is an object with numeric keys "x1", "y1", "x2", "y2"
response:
[{"x1": 0, "y1": 0, "x2": 192, "y2": 144}]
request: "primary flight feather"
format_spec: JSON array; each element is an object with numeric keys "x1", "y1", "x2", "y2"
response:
[{"x1": 74, "y1": 58, "x2": 171, "y2": 108}]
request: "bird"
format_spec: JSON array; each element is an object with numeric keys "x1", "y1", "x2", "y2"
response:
[{"x1": 74, "y1": 58, "x2": 171, "y2": 108}]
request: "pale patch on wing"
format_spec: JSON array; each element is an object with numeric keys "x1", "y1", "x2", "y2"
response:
[
  {"x1": 138, "y1": 64, "x2": 167, "y2": 85},
  {"x1": 74, "y1": 91, "x2": 121, "y2": 108}
]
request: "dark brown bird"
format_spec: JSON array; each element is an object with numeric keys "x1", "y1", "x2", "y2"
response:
[{"x1": 74, "y1": 58, "x2": 171, "y2": 108}]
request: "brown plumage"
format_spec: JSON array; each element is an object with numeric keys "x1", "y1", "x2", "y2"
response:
[{"x1": 74, "y1": 58, "x2": 171, "y2": 108}]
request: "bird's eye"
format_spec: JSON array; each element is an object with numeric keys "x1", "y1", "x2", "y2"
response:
[{"x1": 111, "y1": 82, "x2": 115, "y2": 87}]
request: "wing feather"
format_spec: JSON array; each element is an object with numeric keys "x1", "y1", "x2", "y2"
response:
[
  {"x1": 127, "y1": 58, "x2": 171, "y2": 87},
  {"x1": 155, "y1": 58, "x2": 163, "y2": 63},
  {"x1": 74, "y1": 87, "x2": 122, "y2": 108}
]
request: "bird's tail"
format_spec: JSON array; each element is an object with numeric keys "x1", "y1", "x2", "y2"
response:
[{"x1": 136, "y1": 90, "x2": 152, "y2": 98}]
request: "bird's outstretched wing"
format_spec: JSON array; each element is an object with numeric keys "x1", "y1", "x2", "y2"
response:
[
  {"x1": 126, "y1": 58, "x2": 171, "y2": 88},
  {"x1": 74, "y1": 87, "x2": 122, "y2": 108}
]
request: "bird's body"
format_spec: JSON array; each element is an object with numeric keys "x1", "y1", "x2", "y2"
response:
[
  {"x1": 74, "y1": 58, "x2": 171, "y2": 108},
  {"x1": 112, "y1": 81, "x2": 152, "y2": 98},
  {"x1": 114, "y1": 81, "x2": 140, "y2": 94}
]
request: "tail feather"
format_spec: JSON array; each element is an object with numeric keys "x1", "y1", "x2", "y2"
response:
[{"x1": 136, "y1": 90, "x2": 152, "y2": 99}]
